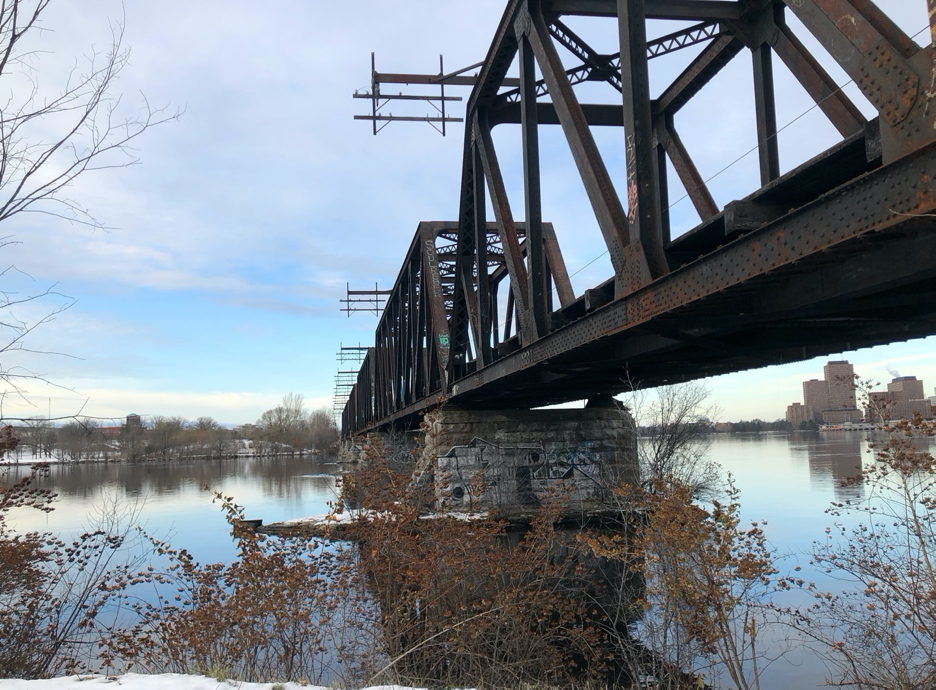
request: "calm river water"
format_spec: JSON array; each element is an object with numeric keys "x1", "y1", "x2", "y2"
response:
[{"x1": 4, "y1": 432, "x2": 932, "y2": 688}]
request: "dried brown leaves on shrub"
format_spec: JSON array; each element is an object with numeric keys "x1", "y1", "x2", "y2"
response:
[
  {"x1": 581, "y1": 476, "x2": 778, "y2": 690},
  {"x1": 785, "y1": 413, "x2": 936, "y2": 689},
  {"x1": 98, "y1": 489, "x2": 375, "y2": 685},
  {"x1": 1, "y1": 426, "x2": 143, "y2": 679},
  {"x1": 347, "y1": 440, "x2": 608, "y2": 688}
]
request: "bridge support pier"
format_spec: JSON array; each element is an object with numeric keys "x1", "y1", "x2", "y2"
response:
[{"x1": 419, "y1": 402, "x2": 638, "y2": 514}]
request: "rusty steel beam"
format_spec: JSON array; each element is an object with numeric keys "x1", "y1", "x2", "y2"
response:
[
  {"x1": 930, "y1": 0, "x2": 936, "y2": 46},
  {"x1": 472, "y1": 132, "x2": 494, "y2": 366},
  {"x1": 527, "y1": 3, "x2": 632, "y2": 295},
  {"x1": 752, "y1": 42, "x2": 780, "y2": 185},
  {"x1": 419, "y1": 223, "x2": 452, "y2": 394},
  {"x1": 543, "y1": 223, "x2": 575, "y2": 307},
  {"x1": 618, "y1": 0, "x2": 669, "y2": 289},
  {"x1": 766, "y1": 20, "x2": 866, "y2": 138},
  {"x1": 475, "y1": 114, "x2": 535, "y2": 343},
  {"x1": 781, "y1": 0, "x2": 919, "y2": 146},
  {"x1": 490, "y1": 101, "x2": 624, "y2": 127},
  {"x1": 782, "y1": 0, "x2": 921, "y2": 104},
  {"x1": 657, "y1": 116, "x2": 719, "y2": 221},
  {"x1": 518, "y1": 27, "x2": 550, "y2": 338},
  {"x1": 544, "y1": 0, "x2": 745, "y2": 20},
  {"x1": 848, "y1": 0, "x2": 919, "y2": 57},
  {"x1": 655, "y1": 34, "x2": 744, "y2": 115}
]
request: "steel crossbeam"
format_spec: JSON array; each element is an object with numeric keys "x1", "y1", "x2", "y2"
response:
[{"x1": 343, "y1": 0, "x2": 936, "y2": 437}]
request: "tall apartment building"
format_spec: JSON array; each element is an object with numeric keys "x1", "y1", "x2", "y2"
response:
[
  {"x1": 887, "y1": 376, "x2": 925, "y2": 402},
  {"x1": 785, "y1": 402, "x2": 813, "y2": 426},
  {"x1": 786, "y1": 360, "x2": 862, "y2": 424},
  {"x1": 823, "y1": 360, "x2": 857, "y2": 409},
  {"x1": 802, "y1": 379, "x2": 829, "y2": 422},
  {"x1": 867, "y1": 376, "x2": 933, "y2": 422}
]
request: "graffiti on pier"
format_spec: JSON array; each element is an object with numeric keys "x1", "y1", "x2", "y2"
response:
[{"x1": 433, "y1": 437, "x2": 609, "y2": 511}]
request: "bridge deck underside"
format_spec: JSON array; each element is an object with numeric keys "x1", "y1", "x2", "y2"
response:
[
  {"x1": 458, "y1": 217, "x2": 936, "y2": 409},
  {"x1": 373, "y1": 142, "x2": 936, "y2": 428}
]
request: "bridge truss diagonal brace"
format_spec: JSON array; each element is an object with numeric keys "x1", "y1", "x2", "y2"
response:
[
  {"x1": 475, "y1": 113, "x2": 538, "y2": 344},
  {"x1": 762, "y1": 20, "x2": 866, "y2": 138},
  {"x1": 543, "y1": 222, "x2": 575, "y2": 307},
  {"x1": 655, "y1": 33, "x2": 743, "y2": 115},
  {"x1": 656, "y1": 116, "x2": 719, "y2": 222},
  {"x1": 780, "y1": 0, "x2": 928, "y2": 162},
  {"x1": 524, "y1": 1, "x2": 635, "y2": 298}
]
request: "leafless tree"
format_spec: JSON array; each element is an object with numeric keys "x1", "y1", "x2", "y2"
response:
[
  {"x1": 0, "y1": 0, "x2": 177, "y2": 414},
  {"x1": 624, "y1": 381, "x2": 721, "y2": 499},
  {"x1": 147, "y1": 416, "x2": 187, "y2": 459},
  {"x1": 191, "y1": 416, "x2": 232, "y2": 459},
  {"x1": 257, "y1": 393, "x2": 309, "y2": 451},
  {"x1": 0, "y1": 1, "x2": 177, "y2": 227},
  {"x1": 194, "y1": 416, "x2": 218, "y2": 432},
  {"x1": 307, "y1": 407, "x2": 338, "y2": 451},
  {"x1": 56, "y1": 417, "x2": 101, "y2": 461}
]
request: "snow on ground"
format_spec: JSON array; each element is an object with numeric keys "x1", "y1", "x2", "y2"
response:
[
  {"x1": 0, "y1": 674, "x2": 423, "y2": 690},
  {"x1": 276, "y1": 509, "x2": 488, "y2": 527}
]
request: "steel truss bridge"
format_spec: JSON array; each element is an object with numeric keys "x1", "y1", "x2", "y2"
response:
[{"x1": 342, "y1": 0, "x2": 936, "y2": 437}]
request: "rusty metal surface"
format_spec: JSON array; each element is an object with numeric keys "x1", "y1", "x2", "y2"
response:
[{"x1": 343, "y1": 0, "x2": 936, "y2": 437}]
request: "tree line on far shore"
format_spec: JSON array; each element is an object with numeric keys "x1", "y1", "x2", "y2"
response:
[
  {"x1": 639, "y1": 418, "x2": 796, "y2": 435},
  {"x1": 4, "y1": 393, "x2": 339, "y2": 463}
]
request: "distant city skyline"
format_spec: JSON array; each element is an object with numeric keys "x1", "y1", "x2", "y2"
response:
[{"x1": 786, "y1": 358, "x2": 933, "y2": 426}]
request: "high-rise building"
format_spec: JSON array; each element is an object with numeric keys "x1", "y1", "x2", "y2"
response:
[
  {"x1": 786, "y1": 402, "x2": 813, "y2": 426},
  {"x1": 823, "y1": 360, "x2": 857, "y2": 409},
  {"x1": 867, "y1": 376, "x2": 933, "y2": 422},
  {"x1": 887, "y1": 376, "x2": 925, "y2": 402},
  {"x1": 802, "y1": 379, "x2": 829, "y2": 422},
  {"x1": 787, "y1": 360, "x2": 862, "y2": 424}
]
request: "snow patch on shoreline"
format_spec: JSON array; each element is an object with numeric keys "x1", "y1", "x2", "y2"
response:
[{"x1": 0, "y1": 673, "x2": 425, "y2": 690}]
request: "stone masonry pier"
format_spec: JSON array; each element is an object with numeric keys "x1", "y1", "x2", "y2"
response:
[{"x1": 416, "y1": 403, "x2": 639, "y2": 516}]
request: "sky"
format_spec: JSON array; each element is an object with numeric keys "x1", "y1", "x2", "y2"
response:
[{"x1": 0, "y1": 0, "x2": 932, "y2": 427}]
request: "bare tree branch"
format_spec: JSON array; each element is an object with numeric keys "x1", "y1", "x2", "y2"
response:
[
  {"x1": 0, "y1": 4, "x2": 180, "y2": 229},
  {"x1": 0, "y1": 1, "x2": 177, "y2": 418}
]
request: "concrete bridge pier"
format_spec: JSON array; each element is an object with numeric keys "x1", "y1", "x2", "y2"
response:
[{"x1": 416, "y1": 400, "x2": 639, "y2": 516}]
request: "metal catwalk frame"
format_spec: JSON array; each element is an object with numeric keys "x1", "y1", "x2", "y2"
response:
[{"x1": 343, "y1": 0, "x2": 936, "y2": 436}]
